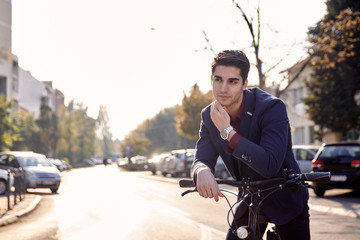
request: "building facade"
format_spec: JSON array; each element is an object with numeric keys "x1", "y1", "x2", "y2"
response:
[
  {"x1": 280, "y1": 59, "x2": 320, "y2": 145},
  {"x1": 0, "y1": 0, "x2": 20, "y2": 110},
  {"x1": 0, "y1": 0, "x2": 64, "y2": 117}
]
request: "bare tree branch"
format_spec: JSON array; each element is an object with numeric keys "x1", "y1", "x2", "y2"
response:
[
  {"x1": 264, "y1": 42, "x2": 296, "y2": 75},
  {"x1": 277, "y1": 56, "x2": 313, "y2": 96},
  {"x1": 232, "y1": 0, "x2": 265, "y2": 89},
  {"x1": 202, "y1": 30, "x2": 216, "y2": 56}
]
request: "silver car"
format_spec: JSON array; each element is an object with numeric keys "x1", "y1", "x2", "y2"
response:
[
  {"x1": 292, "y1": 145, "x2": 319, "y2": 173},
  {"x1": 0, "y1": 168, "x2": 14, "y2": 195},
  {"x1": 0, "y1": 151, "x2": 61, "y2": 193}
]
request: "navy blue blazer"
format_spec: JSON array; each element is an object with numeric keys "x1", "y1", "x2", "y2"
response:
[{"x1": 192, "y1": 87, "x2": 309, "y2": 225}]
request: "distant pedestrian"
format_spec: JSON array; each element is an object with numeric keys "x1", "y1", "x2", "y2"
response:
[{"x1": 103, "y1": 157, "x2": 108, "y2": 167}]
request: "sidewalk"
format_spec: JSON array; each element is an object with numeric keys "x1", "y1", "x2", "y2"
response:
[{"x1": 0, "y1": 194, "x2": 42, "y2": 226}]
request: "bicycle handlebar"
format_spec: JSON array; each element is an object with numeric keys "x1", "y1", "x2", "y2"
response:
[{"x1": 179, "y1": 171, "x2": 330, "y2": 189}]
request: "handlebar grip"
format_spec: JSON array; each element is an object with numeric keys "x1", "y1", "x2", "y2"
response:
[
  {"x1": 300, "y1": 172, "x2": 331, "y2": 182},
  {"x1": 179, "y1": 179, "x2": 195, "y2": 188}
]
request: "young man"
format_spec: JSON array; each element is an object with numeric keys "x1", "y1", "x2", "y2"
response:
[{"x1": 191, "y1": 50, "x2": 310, "y2": 240}]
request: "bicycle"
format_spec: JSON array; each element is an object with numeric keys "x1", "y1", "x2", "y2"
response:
[{"x1": 179, "y1": 169, "x2": 330, "y2": 240}]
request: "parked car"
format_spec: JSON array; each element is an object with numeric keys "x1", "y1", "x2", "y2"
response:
[
  {"x1": 214, "y1": 157, "x2": 232, "y2": 179},
  {"x1": 0, "y1": 151, "x2": 61, "y2": 193},
  {"x1": 48, "y1": 158, "x2": 65, "y2": 171},
  {"x1": 292, "y1": 145, "x2": 319, "y2": 173},
  {"x1": 0, "y1": 168, "x2": 14, "y2": 195},
  {"x1": 147, "y1": 152, "x2": 170, "y2": 175},
  {"x1": 161, "y1": 149, "x2": 195, "y2": 177},
  {"x1": 0, "y1": 152, "x2": 25, "y2": 193},
  {"x1": 311, "y1": 142, "x2": 360, "y2": 197}
]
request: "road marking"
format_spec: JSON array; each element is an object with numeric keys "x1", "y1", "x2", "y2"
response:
[{"x1": 309, "y1": 203, "x2": 360, "y2": 219}]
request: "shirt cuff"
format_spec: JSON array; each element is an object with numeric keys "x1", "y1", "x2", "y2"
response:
[
  {"x1": 193, "y1": 164, "x2": 210, "y2": 183},
  {"x1": 226, "y1": 133, "x2": 242, "y2": 154}
]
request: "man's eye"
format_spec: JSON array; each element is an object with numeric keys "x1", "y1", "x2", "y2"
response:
[{"x1": 229, "y1": 80, "x2": 238, "y2": 84}]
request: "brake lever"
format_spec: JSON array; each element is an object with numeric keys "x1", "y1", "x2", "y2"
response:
[{"x1": 181, "y1": 188, "x2": 197, "y2": 197}]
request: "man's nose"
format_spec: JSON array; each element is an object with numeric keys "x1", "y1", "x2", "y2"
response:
[{"x1": 220, "y1": 82, "x2": 228, "y2": 92}]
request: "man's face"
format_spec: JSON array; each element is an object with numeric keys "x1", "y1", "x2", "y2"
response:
[{"x1": 211, "y1": 65, "x2": 248, "y2": 109}]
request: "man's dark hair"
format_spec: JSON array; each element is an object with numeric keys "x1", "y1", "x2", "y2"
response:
[{"x1": 211, "y1": 50, "x2": 250, "y2": 84}]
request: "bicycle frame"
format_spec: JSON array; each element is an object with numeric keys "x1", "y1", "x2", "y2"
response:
[{"x1": 180, "y1": 169, "x2": 330, "y2": 240}]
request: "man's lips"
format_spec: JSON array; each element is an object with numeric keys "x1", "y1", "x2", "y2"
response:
[{"x1": 218, "y1": 95, "x2": 230, "y2": 100}]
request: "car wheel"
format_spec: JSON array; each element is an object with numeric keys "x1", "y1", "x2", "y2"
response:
[
  {"x1": 50, "y1": 186, "x2": 59, "y2": 194},
  {"x1": 162, "y1": 172, "x2": 168, "y2": 177},
  {"x1": 313, "y1": 187, "x2": 326, "y2": 197},
  {"x1": 0, "y1": 180, "x2": 7, "y2": 195}
]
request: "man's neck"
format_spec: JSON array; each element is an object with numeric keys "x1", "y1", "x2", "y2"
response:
[{"x1": 226, "y1": 98, "x2": 243, "y2": 120}]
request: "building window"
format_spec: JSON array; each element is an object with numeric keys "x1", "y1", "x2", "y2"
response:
[
  {"x1": 309, "y1": 126, "x2": 315, "y2": 144},
  {"x1": 294, "y1": 127, "x2": 305, "y2": 145},
  {"x1": 293, "y1": 88, "x2": 304, "y2": 106},
  {"x1": 0, "y1": 76, "x2": 6, "y2": 96}
]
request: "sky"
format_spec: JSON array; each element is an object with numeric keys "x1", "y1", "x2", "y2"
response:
[{"x1": 11, "y1": 0, "x2": 327, "y2": 140}]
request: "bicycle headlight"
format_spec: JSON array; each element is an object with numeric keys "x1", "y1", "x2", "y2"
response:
[{"x1": 236, "y1": 226, "x2": 248, "y2": 239}]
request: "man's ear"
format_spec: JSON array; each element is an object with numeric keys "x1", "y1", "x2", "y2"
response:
[
  {"x1": 243, "y1": 79, "x2": 248, "y2": 90},
  {"x1": 210, "y1": 75, "x2": 214, "y2": 85}
]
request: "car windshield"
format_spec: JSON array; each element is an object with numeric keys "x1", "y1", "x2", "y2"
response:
[
  {"x1": 319, "y1": 145, "x2": 360, "y2": 158},
  {"x1": 17, "y1": 155, "x2": 53, "y2": 167}
]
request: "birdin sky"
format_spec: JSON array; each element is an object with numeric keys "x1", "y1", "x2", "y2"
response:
[{"x1": 11, "y1": 0, "x2": 326, "y2": 140}]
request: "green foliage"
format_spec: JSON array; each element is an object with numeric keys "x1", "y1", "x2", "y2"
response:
[
  {"x1": 96, "y1": 105, "x2": 113, "y2": 158},
  {"x1": 12, "y1": 112, "x2": 40, "y2": 151},
  {"x1": 121, "y1": 133, "x2": 151, "y2": 158},
  {"x1": 120, "y1": 106, "x2": 197, "y2": 158},
  {"x1": 175, "y1": 84, "x2": 214, "y2": 140},
  {"x1": 305, "y1": 6, "x2": 360, "y2": 138},
  {"x1": 324, "y1": 0, "x2": 360, "y2": 20},
  {"x1": 56, "y1": 101, "x2": 97, "y2": 167},
  {"x1": 0, "y1": 95, "x2": 21, "y2": 151},
  {"x1": 35, "y1": 97, "x2": 59, "y2": 155}
]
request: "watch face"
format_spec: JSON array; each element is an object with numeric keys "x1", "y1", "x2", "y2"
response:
[{"x1": 220, "y1": 129, "x2": 228, "y2": 140}]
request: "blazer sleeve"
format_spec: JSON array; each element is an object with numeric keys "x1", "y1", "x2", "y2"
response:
[
  {"x1": 232, "y1": 99, "x2": 290, "y2": 178},
  {"x1": 191, "y1": 107, "x2": 219, "y2": 179}
]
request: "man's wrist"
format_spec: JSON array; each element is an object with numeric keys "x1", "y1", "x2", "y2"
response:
[{"x1": 227, "y1": 129, "x2": 236, "y2": 141}]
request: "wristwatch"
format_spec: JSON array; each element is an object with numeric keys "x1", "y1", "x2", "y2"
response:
[{"x1": 220, "y1": 126, "x2": 234, "y2": 140}]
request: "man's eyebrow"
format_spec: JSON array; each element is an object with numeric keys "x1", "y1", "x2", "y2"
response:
[{"x1": 213, "y1": 75, "x2": 240, "y2": 81}]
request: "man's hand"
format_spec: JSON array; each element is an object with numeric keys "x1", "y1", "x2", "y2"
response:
[
  {"x1": 210, "y1": 100, "x2": 231, "y2": 132},
  {"x1": 196, "y1": 167, "x2": 223, "y2": 202}
]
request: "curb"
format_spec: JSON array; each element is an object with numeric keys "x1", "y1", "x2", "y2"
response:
[{"x1": 0, "y1": 196, "x2": 42, "y2": 227}]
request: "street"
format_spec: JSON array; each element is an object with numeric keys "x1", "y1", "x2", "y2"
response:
[{"x1": 0, "y1": 164, "x2": 359, "y2": 239}]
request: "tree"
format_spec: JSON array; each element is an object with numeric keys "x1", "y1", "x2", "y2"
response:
[
  {"x1": 0, "y1": 95, "x2": 21, "y2": 151},
  {"x1": 56, "y1": 100, "x2": 97, "y2": 167},
  {"x1": 96, "y1": 105, "x2": 113, "y2": 158},
  {"x1": 175, "y1": 84, "x2": 213, "y2": 139},
  {"x1": 35, "y1": 97, "x2": 58, "y2": 157},
  {"x1": 12, "y1": 111, "x2": 40, "y2": 151},
  {"x1": 304, "y1": 2, "x2": 360, "y2": 139},
  {"x1": 121, "y1": 132, "x2": 151, "y2": 158}
]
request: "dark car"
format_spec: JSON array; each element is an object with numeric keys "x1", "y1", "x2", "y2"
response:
[
  {"x1": 0, "y1": 152, "x2": 26, "y2": 193},
  {"x1": 311, "y1": 142, "x2": 360, "y2": 197}
]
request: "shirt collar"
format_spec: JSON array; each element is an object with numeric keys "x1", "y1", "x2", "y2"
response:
[{"x1": 231, "y1": 92, "x2": 246, "y2": 130}]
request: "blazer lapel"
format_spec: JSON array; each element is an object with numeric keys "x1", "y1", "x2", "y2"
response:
[{"x1": 238, "y1": 90, "x2": 255, "y2": 139}]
